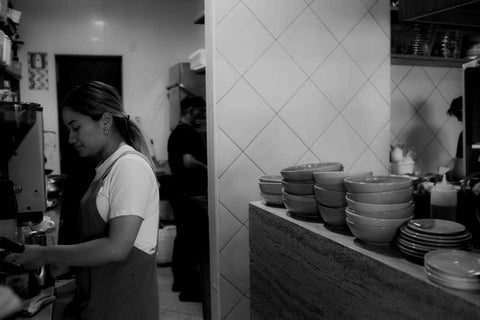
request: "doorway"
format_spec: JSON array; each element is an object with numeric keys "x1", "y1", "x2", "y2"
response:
[{"x1": 55, "y1": 55, "x2": 122, "y2": 245}]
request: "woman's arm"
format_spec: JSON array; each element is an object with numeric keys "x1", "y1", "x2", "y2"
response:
[{"x1": 6, "y1": 215, "x2": 142, "y2": 270}]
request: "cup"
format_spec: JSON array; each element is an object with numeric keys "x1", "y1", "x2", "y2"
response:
[{"x1": 30, "y1": 216, "x2": 55, "y2": 232}]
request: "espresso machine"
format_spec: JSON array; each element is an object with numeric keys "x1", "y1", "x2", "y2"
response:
[{"x1": 1, "y1": 102, "x2": 49, "y2": 293}]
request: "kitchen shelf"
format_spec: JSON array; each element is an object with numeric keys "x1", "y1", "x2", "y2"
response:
[
  {"x1": 391, "y1": 54, "x2": 472, "y2": 67},
  {"x1": 193, "y1": 10, "x2": 204, "y2": 25}
]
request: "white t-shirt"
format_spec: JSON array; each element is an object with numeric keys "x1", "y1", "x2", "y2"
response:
[{"x1": 94, "y1": 144, "x2": 159, "y2": 255}]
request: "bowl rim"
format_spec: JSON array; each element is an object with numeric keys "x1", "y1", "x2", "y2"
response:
[
  {"x1": 314, "y1": 184, "x2": 348, "y2": 195},
  {"x1": 345, "y1": 196, "x2": 413, "y2": 211},
  {"x1": 344, "y1": 175, "x2": 412, "y2": 192},
  {"x1": 346, "y1": 207, "x2": 413, "y2": 223},
  {"x1": 259, "y1": 175, "x2": 283, "y2": 182},
  {"x1": 346, "y1": 186, "x2": 413, "y2": 196},
  {"x1": 281, "y1": 162, "x2": 343, "y2": 173}
]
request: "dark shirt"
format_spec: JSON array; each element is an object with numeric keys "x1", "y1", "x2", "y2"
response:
[
  {"x1": 456, "y1": 131, "x2": 463, "y2": 158},
  {"x1": 167, "y1": 122, "x2": 207, "y2": 196}
]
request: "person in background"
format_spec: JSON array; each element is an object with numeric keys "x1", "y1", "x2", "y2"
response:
[
  {"x1": 6, "y1": 81, "x2": 160, "y2": 320},
  {"x1": 167, "y1": 95, "x2": 207, "y2": 302},
  {"x1": 446, "y1": 96, "x2": 465, "y2": 182}
]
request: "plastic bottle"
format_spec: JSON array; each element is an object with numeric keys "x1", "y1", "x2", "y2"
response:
[{"x1": 430, "y1": 175, "x2": 457, "y2": 221}]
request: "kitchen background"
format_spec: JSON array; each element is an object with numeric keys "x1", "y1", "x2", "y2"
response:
[{"x1": 11, "y1": 0, "x2": 466, "y2": 319}]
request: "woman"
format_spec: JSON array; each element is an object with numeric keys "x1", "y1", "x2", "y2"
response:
[{"x1": 7, "y1": 81, "x2": 160, "y2": 319}]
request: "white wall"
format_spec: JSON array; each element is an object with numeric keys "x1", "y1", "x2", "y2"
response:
[
  {"x1": 14, "y1": 0, "x2": 204, "y2": 173},
  {"x1": 211, "y1": 0, "x2": 391, "y2": 318}
]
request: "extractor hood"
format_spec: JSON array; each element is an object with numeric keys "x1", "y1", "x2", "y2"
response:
[{"x1": 399, "y1": 0, "x2": 480, "y2": 27}]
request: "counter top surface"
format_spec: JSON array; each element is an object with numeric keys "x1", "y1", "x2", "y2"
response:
[{"x1": 250, "y1": 200, "x2": 480, "y2": 307}]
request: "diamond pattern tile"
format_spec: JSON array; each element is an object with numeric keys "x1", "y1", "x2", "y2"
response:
[
  {"x1": 224, "y1": 296, "x2": 250, "y2": 320},
  {"x1": 416, "y1": 138, "x2": 452, "y2": 173},
  {"x1": 437, "y1": 68, "x2": 463, "y2": 103},
  {"x1": 311, "y1": 116, "x2": 367, "y2": 171},
  {"x1": 244, "y1": 42, "x2": 307, "y2": 111},
  {"x1": 342, "y1": 13, "x2": 390, "y2": 78},
  {"x1": 218, "y1": 203, "x2": 243, "y2": 250},
  {"x1": 370, "y1": 0, "x2": 390, "y2": 37},
  {"x1": 278, "y1": 7, "x2": 337, "y2": 75},
  {"x1": 215, "y1": 0, "x2": 241, "y2": 24},
  {"x1": 213, "y1": 1, "x2": 392, "y2": 318},
  {"x1": 391, "y1": 65, "x2": 463, "y2": 173},
  {"x1": 397, "y1": 67, "x2": 435, "y2": 110},
  {"x1": 418, "y1": 89, "x2": 450, "y2": 136},
  {"x1": 391, "y1": 65, "x2": 411, "y2": 85},
  {"x1": 216, "y1": 51, "x2": 241, "y2": 102},
  {"x1": 244, "y1": 0, "x2": 307, "y2": 38},
  {"x1": 391, "y1": 88, "x2": 415, "y2": 136},
  {"x1": 342, "y1": 82, "x2": 390, "y2": 145},
  {"x1": 397, "y1": 115, "x2": 434, "y2": 159},
  {"x1": 245, "y1": 116, "x2": 308, "y2": 174},
  {"x1": 310, "y1": 0, "x2": 367, "y2": 41},
  {"x1": 218, "y1": 153, "x2": 264, "y2": 223},
  {"x1": 352, "y1": 148, "x2": 388, "y2": 175},
  {"x1": 217, "y1": 129, "x2": 242, "y2": 178},
  {"x1": 423, "y1": 66, "x2": 449, "y2": 86},
  {"x1": 370, "y1": 57, "x2": 390, "y2": 102},
  {"x1": 220, "y1": 276, "x2": 244, "y2": 319},
  {"x1": 370, "y1": 121, "x2": 391, "y2": 168},
  {"x1": 311, "y1": 46, "x2": 366, "y2": 111},
  {"x1": 217, "y1": 78, "x2": 274, "y2": 150},
  {"x1": 216, "y1": 2, "x2": 274, "y2": 75},
  {"x1": 279, "y1": 80, "x2": 338, "y2": 146},
  {"x1": 220, "y1": 226, "x2": 250, "y2": 293}
]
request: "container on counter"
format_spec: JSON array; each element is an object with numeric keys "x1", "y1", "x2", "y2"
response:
[{"x1": 430, "y1": 175, "x2": 457, "y2": 221}]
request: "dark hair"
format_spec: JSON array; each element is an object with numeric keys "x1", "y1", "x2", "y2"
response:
[
  {"x1": 447, "y1": 96, "x2": 463, "y2": 121},
  {"x1": 180, "y1": 95, "x2": 206, "y2": 116},
  {"x1": 61, "y1": 81, "x2": 152, "y2": 164}
]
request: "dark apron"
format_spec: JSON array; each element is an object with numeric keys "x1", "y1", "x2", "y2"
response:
[{"x1": 71, "y1": 150, "x2": 159, "y2": 320}]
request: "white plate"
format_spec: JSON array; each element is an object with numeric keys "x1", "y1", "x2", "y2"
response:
[
  {"x1": 407, "y1": 219, "x2": 466, "y2": 235},
  {"x1": 425, "y1": 269, "x2": 480, "y2": 291},
  {"x1": 425, "y1": 249, "x2": 480, "y2": 279},
  {"x1": 400, "y1": 225, "x2": 471, "y2": 243}
]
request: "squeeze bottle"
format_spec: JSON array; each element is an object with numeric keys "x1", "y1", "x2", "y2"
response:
[{"x1": 430, "y1": 175, "x2": 457, "y2": 221}]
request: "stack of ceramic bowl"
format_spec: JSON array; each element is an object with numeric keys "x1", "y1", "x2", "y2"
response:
[
  {"x1": 258, "y1": 175, "x2": 284, "y2": 207},
  {"x1": 396, "y1": 219, "x2": 473, "y2": 262},
  {"x1": 344, "y1": 175, "x2": 414, "y2": 245},
  {"x1": 313, "y1": 171, "x2": 372, "y2": 227},
  {"x1": 424, "y1": 249, "x2": 480, "y2": 291},
  {"x1": 280, "y1": 162, "x2": 343, "y2": 220}
]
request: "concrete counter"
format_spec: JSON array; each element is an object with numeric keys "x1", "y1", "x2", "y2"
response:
[{"x1": 249, "y1": 201, "x2": 480, "y2": 320}]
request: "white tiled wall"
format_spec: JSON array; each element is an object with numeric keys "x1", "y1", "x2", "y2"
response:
[
  {"x1": 212, "y1": 0, "x2": 391, "y2": 318},
  {"x1": 391, "y1": 65, "x2": 463, "y2": 173}
]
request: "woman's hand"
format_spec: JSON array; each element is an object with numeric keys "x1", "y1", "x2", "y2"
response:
[{"x1": 5, "y1": 245, "x2": 46, "y2": 270}]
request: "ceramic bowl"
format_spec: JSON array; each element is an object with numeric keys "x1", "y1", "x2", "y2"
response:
[
  {"x1": 346, "y1": 204, "x2": 414, "y2": 219},
  {"x1": 282, "y1": 189, "x2": 316, "y2": 203},
  {"x1": 317, "y1": 203, "x2": 347, "y2": 227},
  {"x1": 283, "y1": 198, "x2": 318, "y2": 215},
  {"x1": 259, "y1": 192, "x2": 284, "y2": 206},
  {"x1": 281, "y1": 179, "x2": 314, "y2": 195},
  {"x1": 259, "y1": 175, "x2": 283, "y2": 183},
  {"x1": 258, "y1": 182, "x2": 283, "y2": 194},
  {"x1": 280, "y1": 162, "x2": 343, "y2": 182},
  {"x1": 345, "y1": 207, "x2": 413, "y2": 228},
  {"x1": 313, "y1": 171, "x2": 373, "y2": 192},
  {"x1": 313, "y1": 185, "x2": 347, "y2": 208},
  {"x1": 345, "y1": 196, "x2": 413, "y2": 212},
  {"x1": 344, "y1": 175, "x2": 412, "y2": 193},
  {"x1": 346, "y1": 187, "x2": 413, "y2": 204},
  {"x1": 346, "y1": 219, "x2": 400, "y2": 244}
]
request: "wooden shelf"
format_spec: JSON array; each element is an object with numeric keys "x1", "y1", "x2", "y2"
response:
[
  {"x1": 193, "y1": 10, "x2": 204, "y2": 25},
  {"x1": 391, "y1": 54, "x2": 472, "y2": 67}
]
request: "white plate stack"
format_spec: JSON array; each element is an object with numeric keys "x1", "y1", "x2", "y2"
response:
[
  {"x1": 396, "y1": 219, "x2": 473, "y2": 262},
  {"x1": 424, "y1": 249, "x2": 480, "y2": 291}
]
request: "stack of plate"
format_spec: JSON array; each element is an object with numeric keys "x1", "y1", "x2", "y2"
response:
[
  {"x1": 396, "y1": 219, "x2": 473, "y2": 261},
  {"x1": 424, "y1": 249, "x2": 480, "y2": 291}
]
